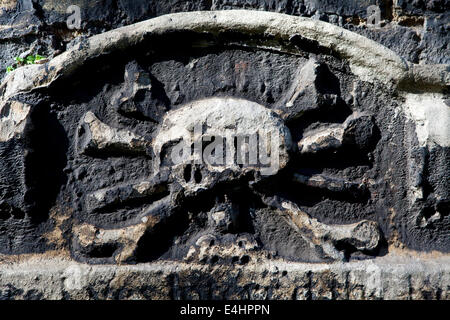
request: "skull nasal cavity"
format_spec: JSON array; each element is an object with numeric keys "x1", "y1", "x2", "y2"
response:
[{"x1": 194, "y1": 167, "x2": 202, "y2": 183}]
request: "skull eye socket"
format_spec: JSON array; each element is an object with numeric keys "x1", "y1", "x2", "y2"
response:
[
  {"x1": 183, "y1": 164, "x2": 192, "y2": 183},
  {"x1": 194, "y1": 167, "x2": 202, "y2": 184}
]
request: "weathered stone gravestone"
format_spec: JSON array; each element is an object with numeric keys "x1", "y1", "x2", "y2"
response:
[{"x1": 0, "y1": 10, "x2": 448, "y2": 299}]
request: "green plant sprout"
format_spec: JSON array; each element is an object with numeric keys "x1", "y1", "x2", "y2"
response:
[{"x1": 6, "y1": 54, "x2": 47, "y2": 73}]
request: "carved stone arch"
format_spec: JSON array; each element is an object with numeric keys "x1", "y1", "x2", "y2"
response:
[{"x1": 0, "y1": 10, "x2": 448, "y2": 266}]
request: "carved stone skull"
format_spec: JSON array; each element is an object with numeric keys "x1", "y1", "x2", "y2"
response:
[{"x1": 152, "y1": 97, "x2": 293, "y2": 192}]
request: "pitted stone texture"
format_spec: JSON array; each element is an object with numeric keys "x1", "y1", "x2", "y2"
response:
[
  {"x1": 0, "y1": 255, "x2": 448, "y2": 300},
  {"x1": 0, "y1": 10, "x2": 447, "y2": 267},
  {"x1": 0, "y1": 0, "x2": 17, "y2": 11},
  {"x1": 279, "y1": 58, "x2": 342, "y2": 121},
  {"x1": 111, "y1": 61, "x2": 169, "y2": 122},
  {"x1": 0, "y1": 0, "x2": 448, "y2": 84}
]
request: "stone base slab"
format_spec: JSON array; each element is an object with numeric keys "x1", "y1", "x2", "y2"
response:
[{"x1": 0, "y1": 254, "x2": 448, "y2": 300}]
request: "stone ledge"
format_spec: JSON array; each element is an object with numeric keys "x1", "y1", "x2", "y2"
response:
[{"x1": 0, "y1": 254, "x2": 448, "y2": 300}]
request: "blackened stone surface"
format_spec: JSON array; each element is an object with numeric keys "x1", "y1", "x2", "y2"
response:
[
  {"x1": 0, "y1": 16, "x2": 447, "y2": 263},
  {"x1": 0, "y1": 6, "x2": 448, "y2": 300}
]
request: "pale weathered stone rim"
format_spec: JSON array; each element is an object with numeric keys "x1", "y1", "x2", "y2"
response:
[
  {"x1": 1, "y1": 10, "x2": 448, "y2": 102},
  {"x1": 0, "y1": 255, "x2": 448, "y2": 299}
]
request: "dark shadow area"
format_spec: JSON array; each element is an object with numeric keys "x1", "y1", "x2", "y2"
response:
[
  {"x1": 293, "y1": 145, "x2": 374, "y2": 170},
  {"x1": 133, "y1": 208, "x2": 191, "y2": 263},
  {"x1": 257, "y1": 174, "x2": 371, "y2": 207},
  {"x1": 86, "y1": 185, "x2": 170, "y2": 215},
  {"x1": 287, "y1": 100, "x2": 353, "y2": 142},
  {"x1": 132, "y1": 180, "x2": 264, "y2": 263},
  {"x1": 46, "y1": 53, "x2": 126, "y2": 105},
  {"x1": 23, "y1": 103, "x2": 69, "y2": 223}
]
